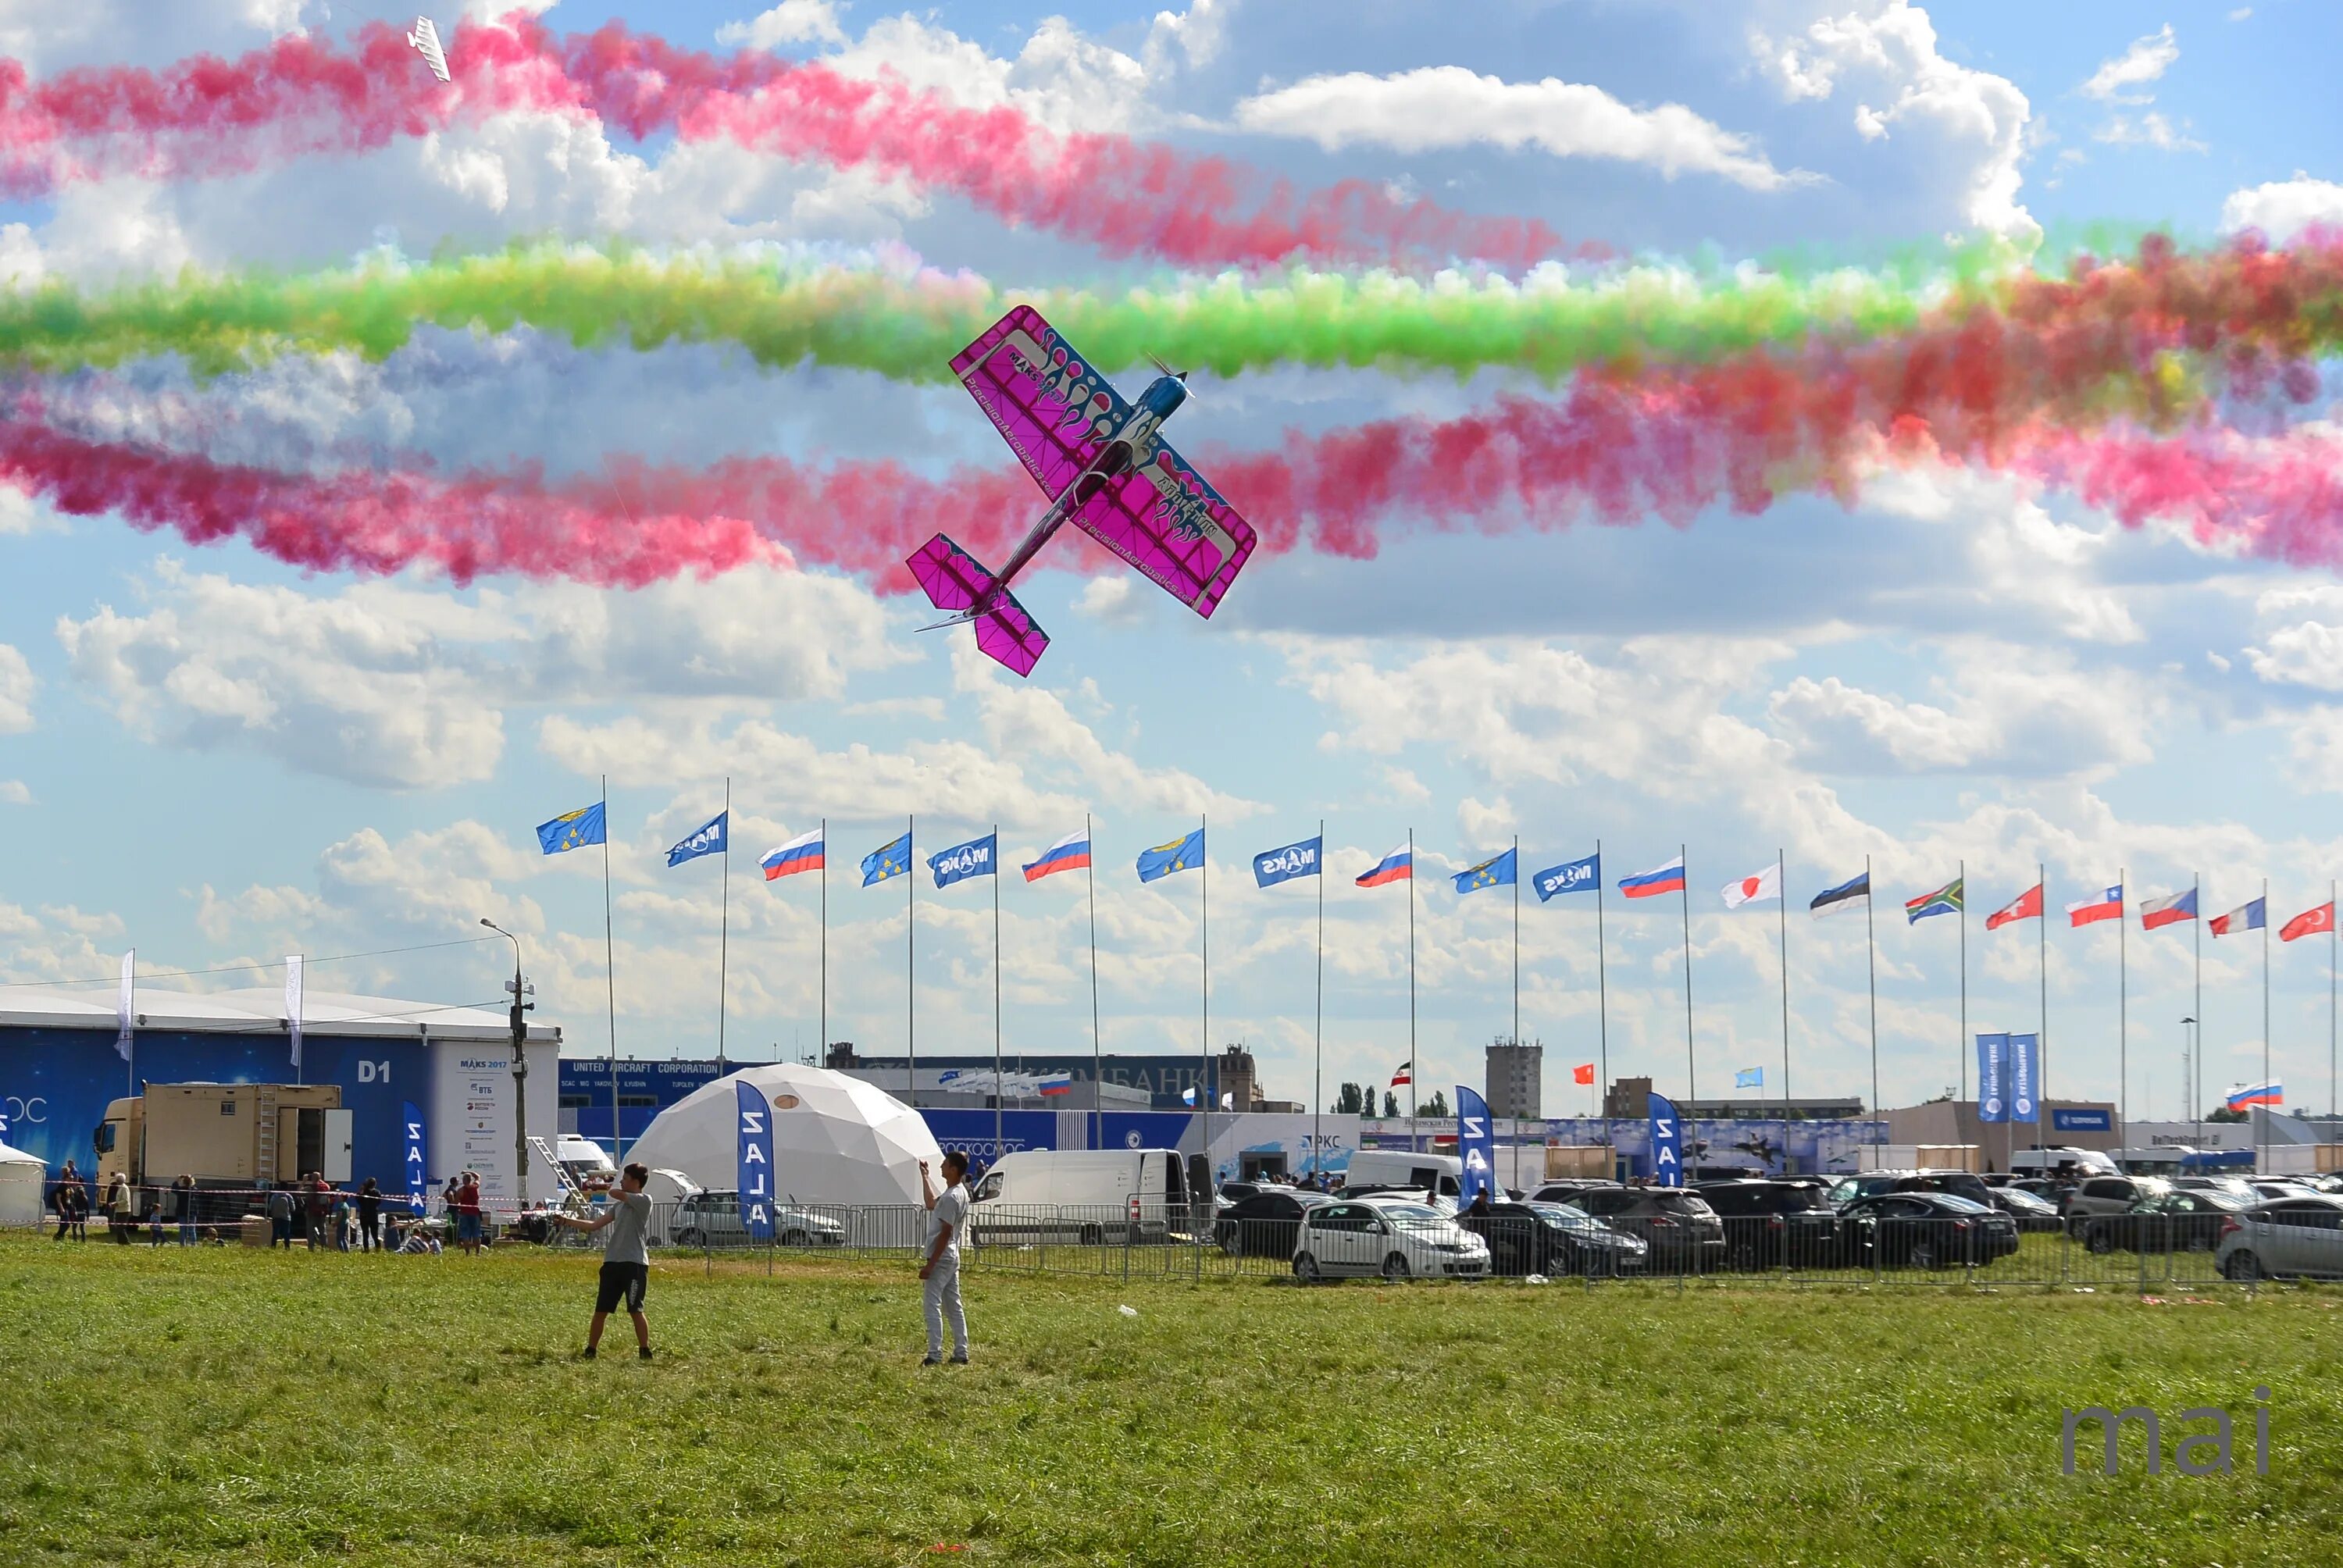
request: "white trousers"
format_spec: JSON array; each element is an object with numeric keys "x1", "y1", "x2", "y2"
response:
[{"x1": 922, "y1": 1256, "x2": 968, "y2": 1357}]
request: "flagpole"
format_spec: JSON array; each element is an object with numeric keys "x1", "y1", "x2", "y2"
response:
[
  {"x1": 993, "y1": 821, "x2": 1003, "y2": 1171},
  {"x1": 818, "y1": 816, "x2": 828, "y2": 1069},
  {"x1": 2117, "y1": 865, "x2": 2128, "y2": 1151},
  {"x1": 2263, "y1": 875, "x2": 2271, "y2": 1177},
  {"x1": 2331, "y1": 876, "x2": 2337, "y2": 1122},
  {"x1": 1867, "y1": 853, "x2": 1879, "y2": 1151},
  {"x1": 2036, "y1": 861, "x2": 2047, "y2": 1160},
  {"x1": 1596, "y1": 839, "x2": 1609, "y2": 1149},
  {"x1": 1088, "y1": 812, "x2": 1102, "y2": 1153},
  {"x1": 1512, "y1": 833, "x2": 1521, "y2": 1053},
  {"x1": 2194, "y1": 871, "x2": 2202, "y2": 1150},
  {"x1": 907, "y1": 812, "x2": 916, "y2": 1111},
  {"x1": 1314, "y1": 818, "x2": 1325, "y2": 1187},
  {"x1": 1958, "y1": 859, "x2": 1968, "y2": 1107},
  {"x1": 1407, "y1": 826, "x2": 1418, "y2": 1131},
  {"x1": 1680, "y1": 843, "x2": 1696, "y2": 1179},
  {"x1": 719, "y1": 777, "x2": 731, "y2": 1075},
  {"x1": 602, "y1": 774, "x2": 621, "y2": 1163},
  {"x1": 1200, "y1": 812, "x2": 1211, "y2": 1180},
  {"x1": 1777, "y1": 847, "x2": 1789, "y2": 1153}
]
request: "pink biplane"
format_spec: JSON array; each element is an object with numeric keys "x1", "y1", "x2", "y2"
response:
[{"x1": 908, "y1": 306, "x2": 1258, "y2": 676}]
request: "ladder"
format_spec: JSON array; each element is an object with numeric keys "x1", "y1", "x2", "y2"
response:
[
  {"x1": 526, "y1": 1135, "x2": 580, "y2": 1199},
  {"x1": 255, "y1": 1087, "x2": 280, "y2": 1185}
]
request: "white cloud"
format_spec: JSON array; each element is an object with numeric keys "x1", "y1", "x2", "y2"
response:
[
  {"x1": 1234, "y1": 67, "x2": 1815, "y2": 191},
  {"x1": 0, "y1": 780, "x2": 28, "y2": 805},
  {"x1": 0, "y1": 643, "x2": 33, "y2": 733},
  {"x1": 2221, "y1": 173, "x2": 2343, "y2": 242},
  {"x1": 716, "y1": 0, "x2": 848, "y2": 50},
  {"x1": 1767, "y1": 659, "x2": 2160, "y2": 777},
  {"x1": 2079, "y1": 24, "x2": 2179, "y2": 104},
  {"x1": 2092, "y1": 112, "x2": 2204, "y2": 154},
  {"x1": 1749, "y1": 0, "x2": 2037, "y2": 240}
]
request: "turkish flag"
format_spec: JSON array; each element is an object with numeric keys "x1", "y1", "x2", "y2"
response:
[
  {"x1": 1986, "y1": 883, "x2": 2043, "y2": 931},
  {"x1": 1573, "y1": 1063, "x2": 1596, "y2": 1085},
  {"x1": 2282, "y1": 901, "x2": 2336, "y2": 943}
]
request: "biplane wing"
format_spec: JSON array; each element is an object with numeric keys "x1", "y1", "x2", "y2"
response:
[
  {"x1": 1068, "y1": 439, "x2": 1257, "y2": 619},
  {"x1": 950, "y1": 305, "x2": 1131, "y2": 503}
]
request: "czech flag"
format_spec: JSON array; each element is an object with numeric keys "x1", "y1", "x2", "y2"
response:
[
  {"x1": 2066, "y1": 885, "x2": 2122, "y2": 928},
  {"x1": 2210, "y1": 897, "x2": 2267, "y2": 937},
  {"x1": 2282, "y1": 901, "x2": 2335, "y2": 943},
  {"x1": 1023, "y1": 830, "x2": 1091, "y2": 883},
  {"x1": 1038, "y1": 1072, "x2": 1073, "y2": 1096},
  {"x1": 760, "y1": 829, "x2": 824, "y2": 881},
  {"x1": 2226, "y1": 1081, "x2": 2283, "y2": 1110},
  {"x1": 1620, "y1": 854, "x2": 1687, "y2": 899},
  {"x1": 1986, "y1": 883, "x2": 2042, "y2": 931},
  {"x1": 2141, "y1": 886, "x2": 2198, "y2": 931},
  {"x1": 1356, "y1": 843, "x2": 1413, "y2": 888}
]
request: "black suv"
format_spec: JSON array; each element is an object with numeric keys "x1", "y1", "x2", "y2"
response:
[
  {"x1": 1567, "y1": 1186, "x2": 1727, "y2": 1271},
  {"x1": 1461, "y1": 1200, "x2": 1646, "y2": 1277},
  {"x1": 1692, "y1": 1178, "x2": 1842, "y2": 1269}
]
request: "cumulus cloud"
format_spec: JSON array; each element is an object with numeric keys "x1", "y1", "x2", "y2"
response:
[
  {"x1": 716, "y1": 0, "x2": 849, "y2": 50},
  {"x1": 1234, "y1": 66, "x2": 1816, "y2": 191},
  {"x1": 2221, "y1": 173, "x2": 2343, "y2": 242},
  {"x1": 0, "y1": 643, "x2": 31, "y2": 733},
  {"x1": 2078, "y1": 23, "x2": 2179, "y2": 104}
]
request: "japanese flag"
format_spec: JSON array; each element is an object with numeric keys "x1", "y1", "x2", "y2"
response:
[{"x1": 1721, "y1": 863, "x2": 1781, "y2": 908}]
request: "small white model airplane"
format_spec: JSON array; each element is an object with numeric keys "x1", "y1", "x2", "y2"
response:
[{"x1": 407, "y1": 16, "x2": 451, "y2": 83}]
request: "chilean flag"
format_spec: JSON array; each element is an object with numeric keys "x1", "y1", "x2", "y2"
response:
[
  {"x1": 1621, "y1": 854, "x2": 1687, "y2": 899},
  {"x1": 2210, "y1": 897, "x2": 2266, "y2": 937},
  {"x1": 1023, "y1": 830, "x2": 1092, "y2": 882},
  {"x1": 2227, "y1": 1081, "x2": 2283, "y2": 1110},
  {"x1": 2282, "y1": 901, "x2": 2335, "y2": 943},
  {"x1": 1356, "y1": 843, "x2": 1413, "y2": 888},
  {"x1": 2141, "y1": 886, "x2": 2198, "y2": 931},
  {"x1": 1985, "y1": 883, "x2": 2042, "y2": 931},
  {"x1": 2066, "y1": 885, "x2": 2122, "y2": 927},
  {"x1": 760, "y1": 829, "x2": 825, "y2": 881}
]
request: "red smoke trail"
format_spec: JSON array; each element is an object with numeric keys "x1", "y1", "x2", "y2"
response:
[{"x1": 0, "y1": 16, "x2": 1558, "y2": 269}]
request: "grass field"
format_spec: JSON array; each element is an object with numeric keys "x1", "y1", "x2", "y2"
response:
[{"x1": 2, "y1": 1235, "x2": 2338, "y2": 1566}]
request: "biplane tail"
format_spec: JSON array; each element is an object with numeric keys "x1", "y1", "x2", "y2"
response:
[{"x1": 906, "y1": 533, "x2": 1050, "y2": 677}]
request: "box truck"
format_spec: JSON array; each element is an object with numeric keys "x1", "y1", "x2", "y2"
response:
[{"x1": 91, "y1": 1082, "x2": 349, "y2": 1217}]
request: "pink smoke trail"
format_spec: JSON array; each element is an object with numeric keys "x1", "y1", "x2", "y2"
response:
[{"x1": 0, "y1": 16, "x2": 1560, "y2": 269}]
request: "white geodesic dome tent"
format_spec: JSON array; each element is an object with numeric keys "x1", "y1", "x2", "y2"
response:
[
  {"x1": 624, "y1": 1064, "x2": 942, "y2": 1209},
  {"x1": 0, "y1": 1142, "x2": 45, "y2": 1228}
]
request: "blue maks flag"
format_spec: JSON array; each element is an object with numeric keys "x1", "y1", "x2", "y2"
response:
[
  {"x1": 1456, "y1": 1085, "x2": 1496, "y2": 1209},
  {"x1": 1453, "y1": 846, "x2": 1517, "y2": 895},
  {"x1": 537, "y1": 801, "x2": 607, "y2": 855},
  {"x1": 928, "y1": 832, "x2": 997, "y2": 888},
  {"x1": 1253, "y1": 836, "x2": 1321, "y2": 889},
  {"x1": 861, "y1": 832, "x2": 912, "y2": 887},
  {"x1": 665, "y1": 811, "x2": 728, "y2": 868},
  {"x1": 1975, "y1": 1033, "x2": 2011, "y2": 1124},
  {"x1": 1533, "y1": 853, "x2": 1599, "y2": 902},
  {"x1": 401, "y1": 1099, "x2": 428, "y2": 1216},
  {"x1": 736, "y1": 1080, "x2": 776, "y2": 1243},
  {"x1": 1735, "y1": 1067, "x2": 1763, "y2": 1089},
  {"x1": 1138, "y1": 829, "x2": 1205, "y2": 884},
  {"x1": 1649, "y1": 1091, "x2": 1685, "y2": 1188},
  {"x1": 2008, "y1": 1032, "x2": 2040, "y2": 1123}
]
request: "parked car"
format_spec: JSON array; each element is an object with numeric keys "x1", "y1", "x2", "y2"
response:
[
  {"x1": 1339, "y1": 1184, "x2": 1458, "y2": 1215},
  {"x1": 1983, "y1": 1185, "x2": 2063, "y2": 1233},
  {"x1": 1460, "y1": 1200, "x2": 1646, "y2": 1277},
  {"x1": 2075, "y1": 1189, "x2": 2248, "y2": 1256},
  {"x1": 2171, "y1": 1176, "x2": 2259, "y2": 1201},
  {"x1": 2061, "y1": 1174, "x2": 2170, "y2": 1231},
  {"x1": 1529, "y1": 1180, "x2": 1621, "y2": 1203},
  {"x1": 1292, "y1": 1197, "x2": 1489, "y2": 1281},
  {"x1": 1691, "y1": 1178, "x2": 1842, "y2": 1269},
  {"x1": 1341, "y1": 1150, "x2": 1464, "y2": 1199},
  {"x1": 667, "y1": 1191, "x2": 847, "y2": 1249},
  {"x1": 1838, "y1": 1192, "x2": 2020, "y2": 1270},
  {"x1": 1825, "y1": 1173, "x2": 1913, "y2": 1208},
  {"x1": 1566, "y1": 1186, "x2": 1727, "y2": 1271},
  {"x1": 1214, "y1": 1190, "x2": 1330, "y2": 1257},
  {"x1": 2246, "y1": 1178, "x2": 2324, "y2": 1203},
  {"x1": 1827, "y1": 1170, "x2": 1995, "y2": 1210},
  {"x1": 2218, "y1": 1195, "x2": 2343, "y2": 1281}
]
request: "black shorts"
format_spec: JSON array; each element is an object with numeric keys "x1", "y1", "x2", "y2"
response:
[{"x1": 594, "y1": 1261, "x2": 649, "y2": 1314}]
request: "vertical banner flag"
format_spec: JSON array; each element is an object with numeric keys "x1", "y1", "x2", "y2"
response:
[
  {"x1": 537, "y1": 801, "x2": 608, "y2": 855},
  {"x1": 1137, "y1": 829, "x2": 1205, "y2": 883},
  {"x1": 1252, "y1": 836, "x2": 1322, "y2": 888},
  {"x1": 665, "y1": 811, "x2": 729, "y2": 867},
  {"x1": 861, "y1": 832, "x2": 911, "y2": 886},
  {"x1": 285, "y1": 953, "x2": 305, "y2": 1072},
  {"x1": 2008, "y1": 1032, "x2": 2039, "y2": 1123},
  {"x1": 928, "y1": 832, "x2": 997, "y2": 887},
  {"x1": 401, "y1": 1099, "x2": 429, "y2": 1214},
  {"x1": 736, "y1": 1080, "x2": 776, "y2": 1242},
  {"x1": 1533, "y1": 853, "x2": 1599, "y2": 902},
  {"x1": 1457, "y1": 1086, "x2": 1496, "y2": 1210},
  {"x1": 116, "y1": 949, "x2": 134, "y2": 1062},
  {"x1": 1452, "y1": 847, "x2": 1517, "y2": 894},
  {"x1": 1649, "y1": 1091, "x2": 1685, "y2": 1187},
  {"x1": 1975, "y1": 1032, "x2": 2010, "y2": 1123}
]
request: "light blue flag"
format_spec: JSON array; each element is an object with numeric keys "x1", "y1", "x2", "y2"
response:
[
  {"x1": 665, "y1": 811, "x2": 728, "y2": 868},
  {"x1": 1138, "y1": 829, "x2": 1205, "y2": 884},
  {"x1": 1735, "y1": 1067, "x2": 1763, "y2": 1089},
  {"x1": 1453, "y1": 846, "x2": 1517, "y2": 895},
  {"x1": 862, "y1": 832, "x2": 912, "y2": 887},
  {"x1": 1533, "y1": 853, "x2": 1599, "y2": 902},
  {"x1": 928, "y1": 832, "x2": 997, "y2": 888}
]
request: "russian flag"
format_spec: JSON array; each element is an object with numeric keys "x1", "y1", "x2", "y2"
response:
[
  {"x1": 1023, "y1": 830, "x2": 1091, "y2": 882},
  {"x1": 1356, "y1": 843, "x2": 1413, "y2": 888},
  {"x1": 2141, "y1": 886, "x2": 2198, "y2": 931},
  {"x1": 2210, "y1": 897, "x2": 2267, "y2": 937},
  {"x1": 2227, "y1": 1081, "x2": 2283, "y2": 1110},
  {"x1": 1620, "y1": 854, "x2": 1686, "y2": 899},
  {"x1": 760, "y1": 829, "x2": 825, "y2": 881},
  {"x1": 1038, "y1": 1071, "x2": 1073, "y2": 1096},
  {"x1": 2066, "y1": 885, "x2": 2122, "y2": 928}
]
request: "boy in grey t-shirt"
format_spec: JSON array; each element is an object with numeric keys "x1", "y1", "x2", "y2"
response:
[
  {"x1": 919, "y1": 1151, "x2": 972, "y2": 1366},
  {"x1": 555, "y1": 1161, "x2": 655, "y2": 1361}
]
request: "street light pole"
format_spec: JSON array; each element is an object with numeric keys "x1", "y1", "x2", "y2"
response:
[
  {"x1": 2181, "y1": 1015, "x2": 2198, "y2": 1149},
  {"x1": 483, "y1": 919, "x2": 533, "y2": 1209}
]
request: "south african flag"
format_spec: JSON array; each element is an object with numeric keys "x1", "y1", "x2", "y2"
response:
[{"x1": 1906, "y1": 877, "x2": 1963, "y2": 925}]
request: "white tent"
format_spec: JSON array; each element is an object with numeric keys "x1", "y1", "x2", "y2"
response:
[
  {"x1": 624, "y1": 1065, "x2": 942, "y2": 1210},
  {"x1": 0, "y1": 1142, "x2": 45, "y2": 1228}
]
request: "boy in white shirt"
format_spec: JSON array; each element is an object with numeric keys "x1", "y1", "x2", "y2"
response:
[{"x1": 918, "y1": 1152, "x2": 971, "y2": 1366}]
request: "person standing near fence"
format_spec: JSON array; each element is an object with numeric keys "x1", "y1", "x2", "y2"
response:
[
  {"x1": 106, "y1": 1173, "x2": 133, "y2": 1244},
  {"x1": 355, "y1": 1178, "x2": 383, "y2": 1253},
  {"x1": 917, "y1": 1152, "x2": 972, "y2": 1367},
  {"x1": 51, "y1": 1161, "x2": 83, "y2": 1241},
  {"x1": 173, "y1": 1174, "x2": 198, "y2": 1247},
  {"x1": 266, "y1": 1182, "x2": 295, "y2": 1249},
  {"x1": 455, "y1": 1171, "x2": 483, "y2": 1255},
  {"x1": 553, "y1": 1161, "x2": 654, "y2": 1361},
  {"x1": 305, "y1": 1172, "x2": 332, "y2": 1252}
]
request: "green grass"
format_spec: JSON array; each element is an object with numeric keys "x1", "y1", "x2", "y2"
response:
[{"x1": 0, "y1": 1235, "x2": 2338, "y2": 1566}]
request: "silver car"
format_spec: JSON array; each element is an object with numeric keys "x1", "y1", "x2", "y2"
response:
[
  {"x1": 669, "y1": 1190, "x2": 847, "y2": 1249},
  {"x1": 2218, "y1": 1194, "x2": 2343, "y2": 1281},
  {"x1": 1293, "y1": 1197, "x2": 1489, "y2": 1281}
]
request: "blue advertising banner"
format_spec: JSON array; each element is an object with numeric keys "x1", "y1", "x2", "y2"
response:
[
  {"x1": 2052, "y1": 1107, "x2": 2111, "y2": 1133},
  {"x1": 1456, "y1": 1085, "x2": 1495, "y2": 1209},
  {"x1": 1649, "y1": 1091, "x2": 1685, "y2": 1187},
  {"x1": 2009, "y1": 1032, "x2": 2040, "y2": 1124},
  {"x1": 1976, "y1": 1033, "x2": 2010, "y2": 1124},
  {"x1": 735, "y1": 1080, "x2": 775, "y2": 1242},
  {"x1": 401, "y1": 1099, "x2": 428, "y2": 1214}
]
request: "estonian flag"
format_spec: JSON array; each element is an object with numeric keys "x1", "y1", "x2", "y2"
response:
[{"x1": 1810, "y1": 871, "x2": 1870, "y2": 918}]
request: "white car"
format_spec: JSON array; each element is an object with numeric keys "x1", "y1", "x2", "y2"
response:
[{"x1": 1292, "y1": 1196, "x2": 1489, "y2": 1282}]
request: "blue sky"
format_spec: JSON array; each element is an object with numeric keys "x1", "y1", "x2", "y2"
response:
[{"x1": 2, "y1": 0, "x2": 2341, "y2": 1124}]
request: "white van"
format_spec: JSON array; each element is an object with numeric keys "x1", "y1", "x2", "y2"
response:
[
  {"x1": 968, "y1": 1149, "x2": 1190, "y2": 1243},
  {"x1": 1340, "y1": 1149, "x2": 1463, "y2": 1199},
  {"x1": 2007, "y1": 1146, "x2": 2118, "y2": 1180}
]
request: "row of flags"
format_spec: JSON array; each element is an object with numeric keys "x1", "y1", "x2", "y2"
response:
[{"x1": 537, "y1": 804, "x2": 2343, "y2": 946}]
